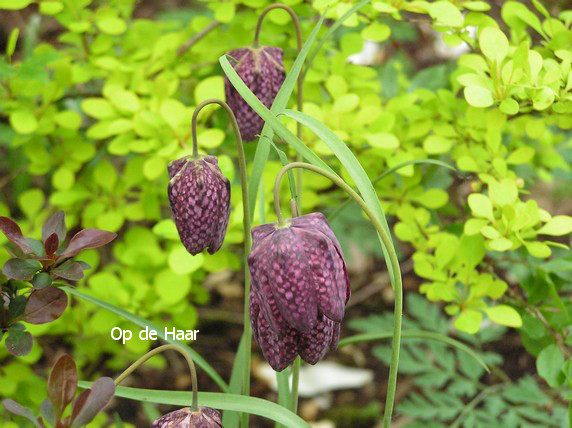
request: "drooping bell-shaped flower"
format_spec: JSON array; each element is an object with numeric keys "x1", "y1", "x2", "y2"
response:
[
  {"x1": 168, "y1": 155, "x2": 230, "y2": 255},
  {"x1": 224, "y1": 47, "x2": 285, "y2": 142},
  {"x1": 152, "y1": 407, "x2": 222, "y2": 428},
  {"x1": 248, "y1": 212, "x2": 350, "y2": 371}
]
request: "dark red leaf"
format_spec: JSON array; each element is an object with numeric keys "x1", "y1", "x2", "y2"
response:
[
  {"x1": 44, "y1": 233, "x2": 59, "y2": 259},
  {"x1": 48, "y1": 354, "x2": 78, "y2": 422},
  {"x1": 51, "y1": 262, "x2": 84, "y2": 281},
  {"x1": 5, "y1": 325, "x2": 33, "y2": 356},
  {"x1": 2, "y1": 258, "x2": 41, "y2": 281},
  {"x1": 70, "y1": 390, "x2": 90, "y2": 424},
  {"x1": 3, "y1": 399, "x2": 41, "y2": 427},
  {"x1": 42, "y1": 211, "x2": 67, "y2": 243},
  {"x1": 0, "y1": 217, "x2": 34, "y2": 254},
  {"x1": 23, "y1": 287, "x2": 68, "y2": 324},
  {"x1": 70, "y1": 377, "x2": 115, "y2": 427},
  {"x1": 60, "y1": 229, "x2": 117, "y2": 258}
]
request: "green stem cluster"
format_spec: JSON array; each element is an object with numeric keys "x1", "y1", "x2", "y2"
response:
[
  {"x1": 273, "y1": 162, "x2": 403, "y2": 427},
  {"x1": 254, "y1": 3, "x2": 304, "y2": 210},
  {"x1": 254, "y1": 4, "x2": 306, "y2": 421},
  {"x1": 190, "y1": 99, "x2": 253, "y2": 424}
]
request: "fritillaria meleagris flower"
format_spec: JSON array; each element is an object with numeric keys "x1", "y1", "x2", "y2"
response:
[
  {"x1": 168, "y1": 155, "x2": 230, "y2": 256},
  {"x1": 152, "y1": 407, "x2": 222, "y2": 428},
  {"x1": 248, "y1": 212, "x2": 350, "y2": 371},
  {"x1": 224, "y1": 47, "x2": 285, "y2": 142}
]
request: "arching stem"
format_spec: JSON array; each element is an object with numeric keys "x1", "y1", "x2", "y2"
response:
[
  {"x1": 254, "y1": 4, "x2": 304, "y2": 209},
  {"x1": 273, "y1": 162, "x2": 403, "y2": 427},
  {"x1": 191, "y1": 99, "x2": 253, "y2": 418},
  {"x1": 114, "y1": 344, "x2": 199, "y2": 411}
]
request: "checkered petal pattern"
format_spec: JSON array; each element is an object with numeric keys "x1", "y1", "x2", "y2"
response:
[
  {"x1": 248, "y1": 212, "x2": 350, "y2": 371},
  {"x1": 168, "y1": 155, "x2": 230, "y2": 256},
  {"x1": 152, "y1": 407, "x2": 222, "y2": 428},
  {"x1": 224, "y1": 47, "x2": 285, "y2": 142}
]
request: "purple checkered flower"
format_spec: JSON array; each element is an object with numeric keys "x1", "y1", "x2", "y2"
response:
[
  {"x1": 152, "y1": 407, "x2": 222, "y2": 428},
  {"x1": 168, "y1": 155, "x2": 230, "y2": 256},
  {"x1": 224, "y1": 47, "x2": 285, "y2": 142},
  {"x1": 248, "y1": 212, "x2": 350, "y2": 371}
]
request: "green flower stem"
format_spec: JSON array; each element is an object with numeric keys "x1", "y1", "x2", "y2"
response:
[
  {"x1": 290, "y1": 356, "x2": 301, "y2": 413},
  {"x1": 191, "y1": 99, "x2": 253, "y2": 424},
  {"x1": 114, "y1": 344, "x2": 199, "y2": 411},
  {"x1": 254, "y1": 3, "x2": 304, "y2": 209},
  {"x1": 274, "y1": 162, "x2": 403, "y2": 427}
]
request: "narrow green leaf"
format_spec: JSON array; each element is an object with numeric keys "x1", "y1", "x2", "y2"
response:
[
  {"x1": 281, "y1": 109, "x2": 397, "y2": 285},
  {"x1": 227, "y1": 15, "x2": 326, "y2": 422},
  {"x1": 266, "y1": 137, "x2": 298, "y2": 205},
  {"x1": 338, "y1": 329, "x2": 490, "y2": 373},
  {"x1": 63, "y1": 287, "x2": 229, "y2": 393},
  {"x1": 246, "y1": 11, "x2": 326, "y2": 215},
  {"x1": 78, "y1": 383, "x2": 311, "y2": 428},
  {"x1": 220, "y1": 54, "x2": 331, "y2": 178},
  {"x1": 222, "y1": 333, "x2": 245, "y2": 428},
  {"x1": 7, "y1": 28, "x2": 19, "y2": 59}
]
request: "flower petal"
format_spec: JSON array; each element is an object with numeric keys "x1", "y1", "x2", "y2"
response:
[
  {"x1": 224, "y1": 47, "x2": 285, "y2": 142},
  {"x1": 252, "y1": 296, "x2": 298, "y2": 372},
  {"x1": 168, "y1": 157, "x2": 230, "y2": 255},
  {"x1": 298, "y1": 316, "x2": 337, "y2": 365},
  {"x1": 265, "y1": 228, "x2": 318, "y2": 332},
  {"x1": 295, "y1": 228, "x2": 346, "y2": 323}
]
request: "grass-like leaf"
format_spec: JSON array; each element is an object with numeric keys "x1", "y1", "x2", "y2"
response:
[
  {"x1": 247, "y1": 11, "x2": 326, "y2": 215},
  {"x1": 77, "y1": 382, "x2": 311, "y2": 428},
  {"x1": 282, "y1": 109, "x2": 397, "y2": 285},
  {"x1": 339, "y1": 329, "x2": 490, "y2": 373},
  {"x1": 63, "y1": 287, "x2": 229, "y2": 393}
]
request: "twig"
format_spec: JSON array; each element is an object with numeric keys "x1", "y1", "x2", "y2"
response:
[{"x1": 177, "y1": 21, "x2": 222, "y2": 56}]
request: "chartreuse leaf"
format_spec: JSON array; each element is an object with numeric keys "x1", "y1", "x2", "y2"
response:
[
  {"x1": 537, "y1": 216, "x2": 572, "y2": 236},
  {"x1": 7, "y1": 28, "x2": 18, "y2": 59},
  {"x1": 464, "y1": 86, "x2": 494, "y2": 108},
  {"x1": 428, "y1": 1, "x2": 464, "y2": 27},
  {"x1": 468, "y1": 194, "x2": 494, "y2": 220},
  {"x1": 0, "y1": 0, "x2": 32, "y2": 9},
  {"x1": 304, "y1": 0, "x2": 370, "y2": 78},
  {"x1": 63, "y1": 287, "x2": 229, "y2": 393},
  {"x1": 77, "y1": 383, "x2": 311, "y2": 428},
  {"x1": 454, "y1": 309, "x2": 482, "y2": 334},
  {"x1": 330, "y1": 159, "x2": 457, "y2": 220},
  {"x1": 339, "y1": 329, "x2": 489, "y2": 372},
  {"x1": 479, "y1": 27, "x2": 509, "y2": 63},
  {"x1": 485, "y1": 305, "x2": 522, "y2": 328}
]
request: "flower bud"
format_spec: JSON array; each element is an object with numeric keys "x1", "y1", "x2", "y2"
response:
[
  {"x1": 248, "y1": 213, "x2": 350, "y2": 371},
  {"x1": 152, "y1": 407, "x2": 222, "y2": 428},
  {"x1": 168, "y1": 155, "x2": 230, "y2": 255},
  {"x1": 224, "y1": 47, "x2": 285, "y2": 142}
]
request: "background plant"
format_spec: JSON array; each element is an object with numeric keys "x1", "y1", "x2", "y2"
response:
[
  {"x1": 0, "y1": 212, "x2": 115, "y2": 357},
  {"x1": 1, "y1": 0, "x2": 572, "y2": 426}
]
